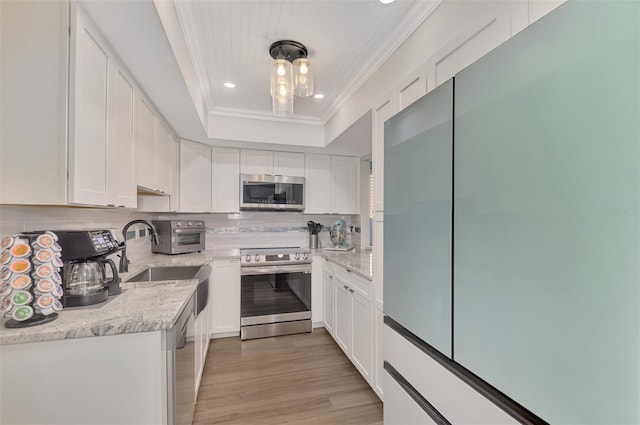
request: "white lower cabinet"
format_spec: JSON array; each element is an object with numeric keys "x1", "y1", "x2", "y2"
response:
[
  {"x1": 210, "y1": 259, "x2": 241, "y2": 336},
  {"x1": 322, "y1": 259, "x2": 335, "y2": 335},
  {"x1": 328, "y1": 263, "x2": 373, "y2": 385},
  {"x1": 385, "y1": 324, "x2": 519, "y2": 424},
  {"x1": 194, "y1": 302, "x2": 210, "y2": 394},
  {"x1": 373, "y1": 305, "x2": 384, "y2": 400}
]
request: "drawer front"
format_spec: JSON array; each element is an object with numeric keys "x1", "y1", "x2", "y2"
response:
[
  {"x1": 384, "y1": 324, "x2": 518, "y2": 424},
  {"x1": 334, "y1": 265, "x2": 371, "y2": 299}
]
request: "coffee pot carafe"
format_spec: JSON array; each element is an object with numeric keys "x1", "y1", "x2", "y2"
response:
[{"x1": 62, "y1": 258, "x2": 120, "y2": 307}]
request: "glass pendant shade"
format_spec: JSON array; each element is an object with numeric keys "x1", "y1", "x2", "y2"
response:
[
  {"x1": 270, "y1": 59, "x2": 292, "y2": 97},
  {"x1": 293, "y1": 58, "x2": 314, "y2": 97},
  {"x1": 272, "y1": 90, "x2": 293, "y2": 117}
]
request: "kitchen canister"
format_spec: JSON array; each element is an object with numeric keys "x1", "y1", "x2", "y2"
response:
[{"x1": 309, "y1": 234, "x2": 319, "y2": 249}]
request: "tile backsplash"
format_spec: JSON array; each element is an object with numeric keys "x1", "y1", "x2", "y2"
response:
[{"x1": 0, "y1": 205, "x2": 362, "y2": 260}]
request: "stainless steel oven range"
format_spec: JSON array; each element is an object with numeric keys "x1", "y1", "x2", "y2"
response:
[{"x1": 240, "y1": 247, "x2": 312, "y2": 340}]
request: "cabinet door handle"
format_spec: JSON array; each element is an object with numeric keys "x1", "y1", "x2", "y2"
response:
[
  {"x1": 328, "y1": 275, "x2": 333, "y2": 278},
  {"x1": 107, "y1": 204, "x2": 115, "y2": 207},
  {"x1": 346, "y1": 269, "x2": 351, "y2": 273},
  {"x1": 349, "y1": 289, "x2": 354, "y2": 294}
]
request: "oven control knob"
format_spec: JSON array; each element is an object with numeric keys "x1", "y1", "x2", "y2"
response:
[
  {"x1": 176, "y1": 222, "x2": 182, "y2": 227},
  {"x1": 303, "y1": 253, "x2": 309, "y2": 260},
  {"x1": 246, "y1": 255, "x2": 251, "y2": 262},
  {"x1": 255, "y1": 254, "x2": 260, "y2": 262},
  {"x1": 187, "y1": 222, "x2": 193, "y2": 226},
  {"x1": 294, "y1": 253, "x2": 300, "y2": 260}
]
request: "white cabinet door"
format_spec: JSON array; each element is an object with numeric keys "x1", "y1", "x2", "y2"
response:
[
  {"x1": 179, "y1": 140, "x2": 211, "y2": 212},
  {"x1": 240, "y1": 149, "x2": 273, "y2": 175},
  {"x1": 211, "y1": 259, "x2": 241, "y2": 335},
  {"x1": 136, "y1": 95, "x2": 158, "y2": 190},
  {"x1": 273, "y1": 151, "x2": 305, "y2": 177},
  {"x1": 211, "y1": 147, "x2": 240, "y2": 213},
  {"x1": 68, "y1": 6, "x2": 109, "y2": 206},
  {"x1": 323, "y1": 260, "x2": 335, "y2": 335},
  {"x1": 106, "y1": 67, "x2": 136, "y2": 208},
  {"x1": 372, "y1": 92, "x2": 395, "y2": 213},
  {"x1": 373, "y1": 305, "x2": 384, "y2": 400},
  {"x1": 311, "y1": 256, "x2": 324, "y2": 325},
  {"x1": 305, "y1": 154, "x2": 331, "y2": 214},
  {"x1": 331, "y1": 156, "x2": 359, "y2": 214},
  {"x1": 351, "y1": 289, "x2": 373, "y2": 384},
  {"x1": 169, "y1": 138, "x2": 180, "y2": 211},
  {"x1": 156, "y1": 120, "x2": 173, "y2": 195},
  {"x1": 333, "y1": 277, "x2": 352, "y2": 355},
  {"x1": 396, "y1": 63, "x2": 427, "y2": 112}
]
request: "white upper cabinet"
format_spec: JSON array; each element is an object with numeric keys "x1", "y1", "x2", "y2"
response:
[
  {"x1": 156, "y1": 120, "x2": 174, "y2": 195},
  {"x1": 273, "y1": 152, "x2": 305, "y2": 177},
  {"x1": 240, "y1": 149, "x2": 273, "y2": 175},
  {"x1": 179, "y1": 140, "x2": 211, "y2": 212},
  {"x1": 304, "y1": 154, "x2": 331, "y2": 214},
  {"x1": 372, "y1": 91, "x2": 396, "y2": 213},
  {"x1": 68, "y1": 3, "x2": 135, "y2": 208},
  {"x1": 135, "y1": 95, "x2": 158, "y2": 191},
  {"x1": 331, "y1": 156, "x2": 359, "y2": 214},
  {"x1": 106, "y1": 67, "x2": 136, "y2": 208},
  {"x1": 211, "y1": 147, "x2": 240, "y2": 213}
]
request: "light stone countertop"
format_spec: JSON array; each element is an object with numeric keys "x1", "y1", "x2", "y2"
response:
[
  {"x1": 315, "y1": 249, "x2": 373, "y2": 280},
  {"x1": 0, "y1": 250, "x2": 238, "y2": 345}
]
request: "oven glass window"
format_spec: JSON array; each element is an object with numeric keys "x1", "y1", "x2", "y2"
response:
[
  {"x1": 176, "y1": 232, "x2": 201, "y2": 246},
  {"x1": 241, "y1": 272, "x2": 311, "y2": 318}
]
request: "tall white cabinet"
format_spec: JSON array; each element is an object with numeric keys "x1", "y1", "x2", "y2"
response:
[
  {"x1": 331, "y1": 156, "x2": 359, "y2": 214},
  {"x1": 211, "y1": 147, "x2": 240, "y2": 213},
  {"x1": 179, "y1": 140, "x2": 212, "y2": 212}
]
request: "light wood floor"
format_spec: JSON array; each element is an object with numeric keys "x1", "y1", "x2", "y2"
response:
[{"x1": 193, "y1": 328, "x2": 383, "y2": 425}]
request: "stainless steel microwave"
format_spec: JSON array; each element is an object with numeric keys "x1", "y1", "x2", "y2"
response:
[
  {"x1": 152, "y1": 220, "x2": 206, "y2": 255},
  {"x1": 240, "y1": 174, "x2": 305, "y2": 211}
]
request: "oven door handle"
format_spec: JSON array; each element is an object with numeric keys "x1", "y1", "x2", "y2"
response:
[
  {"x1": 173, "y1": 228, "x2": 206, "y2": 234},
  {"x1": 241, "y1": 265, "x2": 311, "y2": 275}
]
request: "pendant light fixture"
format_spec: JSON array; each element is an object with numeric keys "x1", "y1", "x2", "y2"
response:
[{"x1": 269, "y1": 40, "x2": 314, "y2": 117}]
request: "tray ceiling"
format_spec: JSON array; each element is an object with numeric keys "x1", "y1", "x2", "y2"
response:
[{"x1": 173, "y1": 0, "x2": 439, "y2": 123}]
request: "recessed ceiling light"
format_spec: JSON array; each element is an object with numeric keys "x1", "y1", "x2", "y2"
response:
[
  {"x1": 379, "y1": 0, "x2": 395, "y2": 4},
  {"x1": 223, "y1": 82, "x2": 236, "y2": 88},
  {"x1": 313, "y1": 94, "x2": 324, "y2": 99}
]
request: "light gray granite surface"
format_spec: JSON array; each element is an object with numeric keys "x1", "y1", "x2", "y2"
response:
[
  {"x1": 0, "y1": 250, "x2": 237, "y2": 345},
  {"x1": 317, "y1": 249, "x2": 373, "y2": 280}
]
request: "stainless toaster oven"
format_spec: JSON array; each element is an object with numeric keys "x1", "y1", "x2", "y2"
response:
[{"x1": 152, "y1": 220, "x2": 206, "y2": 255}]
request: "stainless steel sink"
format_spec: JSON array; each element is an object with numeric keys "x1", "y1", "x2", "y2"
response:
[
  {"x1": 126, "y1": 265, "x2": 211, "y2": 316},
  {"x1": 126, "y1": 266, "x2": 203, "y2": 282}
]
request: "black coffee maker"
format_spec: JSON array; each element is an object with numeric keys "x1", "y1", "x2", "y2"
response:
[{"x1": 27, "y1": 230, "x2": 123, "y2": 307}]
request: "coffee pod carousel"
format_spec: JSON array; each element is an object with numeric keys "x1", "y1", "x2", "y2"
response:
[{"x1": 1, "y1": 231, "x2": 63, "y2": 328}]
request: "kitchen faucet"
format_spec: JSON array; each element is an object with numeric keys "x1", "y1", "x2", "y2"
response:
[{"x1": 118, "y1": 220, "x2": 160, "y2": 273}]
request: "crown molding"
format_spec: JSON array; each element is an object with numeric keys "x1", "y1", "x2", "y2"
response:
[
  {"x1": 209, "y1": 107, "x2": 323, "y2": 126},
  {"x1": 319, "y1": 0, "x2": 443, "y2": 125}
]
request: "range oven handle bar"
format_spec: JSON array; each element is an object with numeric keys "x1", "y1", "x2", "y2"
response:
[
  {"x1": 241, "y1": 264, "x2": 311, "y2": 275},
  {"x1": 173, "y1": 228, "x2": 206, "y2": 234}
]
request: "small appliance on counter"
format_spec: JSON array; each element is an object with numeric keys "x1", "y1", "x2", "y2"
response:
[
  {"x1": 28, "y1": 230, "x2": 123, "y2": 307},
  {"x1": 326, "y1": 219, "x2": 353, "y2": 251},
  {"x1": 152, "y1": 220, "x2": 205, "y2": 255}
]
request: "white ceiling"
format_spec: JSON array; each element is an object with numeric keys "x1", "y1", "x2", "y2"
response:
[
  {"x1": 79, "y1": 0, "x2": 439, "y2": 156},
  {"x1": 173, "y1": 0, "x2": 434, "y2": 122}
]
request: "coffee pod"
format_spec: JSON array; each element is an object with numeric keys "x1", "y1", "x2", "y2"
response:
[
  {"x1": 32, "y1": 234, "x2": 54, "y2": 250},
  {"x1": 51, "y1": 242, "x2": 62, "y2": 253},
  {"x1": 10, "y1": 259, "x2": 32, "y2": 274},
  {"x1": 35, "y1": 279, "x2": 54, "y2": 294},
  {"x1": 0, "y1": 251, "x2": 11, "y2": 266},
  {"x1": 52, "y1": 256, "x2": 63, "y2": 268},
  {"x1": 9, "y1": 243, "x2": 31, "y2": 259},
  {"x1": 10, "y1": 275, "x2": 32, "y2": 291},
  {"x1": 0, "y1": 235, "x2": 14, "y2": 250},
  {"x1": 0, "y1": 266, "x2": 12, "y2": 281},
  {"x1": 11, "y1": 290, "x2": 33, "y2": 306},
  {"x1": 45, "y1": 231, "x2": 59, "y2": 242},
  {"x1": 52, "y1": 284, "x2": 64, "y2": 299},
  {"x1": 12, "y1": 305, "x2": 34, "y2": 321},
  {"x1": 34, "y1": 249, "x2": 54, "y2": 263},
  {"x1": 35, "y1": 294, "x2": 57, "y2": 316},
  {"x1": 1, "y1": 297, "x2": 15, "y2": 315},
  {"x1": 52, "y1": 299, "x2": 63, "y2": 312},
  {"x1": 33, "y1": 264, "x2": 53, "y2": 279},
  {"x1": 0, "y1": 281, "x2": 12, "y2": 297},
  {"x1": 51, "y1": 271, "x2": 62, "y2": 284}
]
